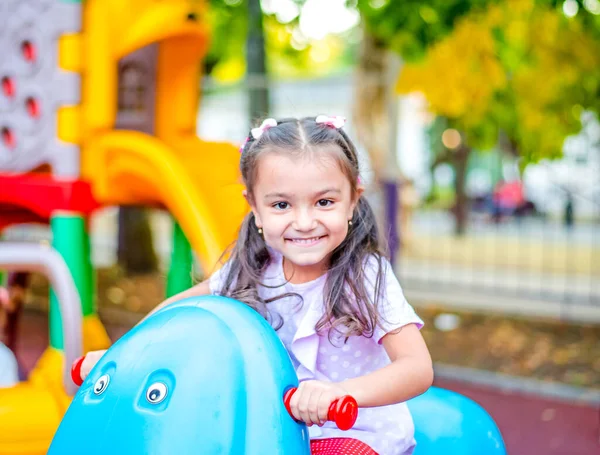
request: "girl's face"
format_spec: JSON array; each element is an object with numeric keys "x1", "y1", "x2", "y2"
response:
[{"x1": 247, "y1": 151, "x2": 361, "y2": 282}]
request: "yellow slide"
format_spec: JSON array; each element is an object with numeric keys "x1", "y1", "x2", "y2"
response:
[{"x1": 85, "y1": 130, "x2": 248, "y2": 273}]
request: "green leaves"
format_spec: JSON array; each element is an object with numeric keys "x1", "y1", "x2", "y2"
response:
[
  {"x1": 396, "y1": 0, "x2": 600, "y2": 163},
  {"x1": 356, "y1": 0, "x2": 498, "y2": 61}
]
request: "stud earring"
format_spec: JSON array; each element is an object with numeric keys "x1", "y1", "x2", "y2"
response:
[
  {"x1": 258, "y1": 227, "x2": 263, "y2": 235},
  {"x1": 348, "y1": 220, "x2": 353, "y2": 226}
]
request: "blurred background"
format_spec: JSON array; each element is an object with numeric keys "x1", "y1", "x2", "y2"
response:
[{"x1": 1, "y1": 0, "x2": 599, "y2": 453}]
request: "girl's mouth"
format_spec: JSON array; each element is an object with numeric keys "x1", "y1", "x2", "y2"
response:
[{"x1": 286, "y1": 235, "x2": 327, "y2": 246}]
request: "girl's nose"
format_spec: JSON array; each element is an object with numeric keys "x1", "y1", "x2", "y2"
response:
[{"x1": 293, "y1": 209, "x2": 317, "y2": 231}]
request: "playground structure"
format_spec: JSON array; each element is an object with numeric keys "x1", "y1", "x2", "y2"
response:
[
  {"x1": 52, "y1": 296, "x2": 507, "y2": 454},
  {"x1": 0, "y1": 0, "x2": 247, "y2": 454}
]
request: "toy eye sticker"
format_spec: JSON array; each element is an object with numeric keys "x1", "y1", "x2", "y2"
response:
[
  {"x1": 146, "y1": 382, "x2": 168, "y2": 404},
  {"x1": 93, "y1": 374, "x2": 110, "y2": 395}
]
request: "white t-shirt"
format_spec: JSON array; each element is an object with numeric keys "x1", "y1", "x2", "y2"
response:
[{"x1": 210, "y1": 250, "x2": 424, "y2": 455}]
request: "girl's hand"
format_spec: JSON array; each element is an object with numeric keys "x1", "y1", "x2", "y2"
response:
[
  {"x1": 289, "y1": 380, "x2": 349, "y2": 427},
  {"x1": 80, "y1": 349, "x2": 108, "y2": 381}
]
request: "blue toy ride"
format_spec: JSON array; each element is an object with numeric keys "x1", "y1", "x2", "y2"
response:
[{"x1": 48, "y1": 296, "x2": 506, "y2": 454}]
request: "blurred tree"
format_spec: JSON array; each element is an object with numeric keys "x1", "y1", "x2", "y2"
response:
[
  {"x1": 206, "y1": 0, "x2": 352, "y2": 124},
  {"x1": 117, "y1": 208, "x2": 158, "y2": 274},
  {"x1": 205, "y1": 0, "x2": 248, "y2": 77},
  {"x1": 352, "y1": 28, "x2": 403, "y2": 257},
  {"x1": 356, "y1": 0, "x2": 497, "y2": 60},
  {"x1": 397, "y1": 0, "x2": 600, "y2": 234},
  {"x1": 353, "y1": 0, "x2": 498, "y2": 251},
  {"x1": 263, "y1": 16, "x2": 353, "y2": 77},
  {"x1": 247, "y1": 0, "x2": 270, "y2": 121},
  {"x1": 206, "y1": 0, "x2": 352, "y2": 82},
  {"x1": 549, "y1": 0, "x2": 600, "y2": 39}
]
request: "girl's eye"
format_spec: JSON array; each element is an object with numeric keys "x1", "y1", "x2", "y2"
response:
[
  {"x1": 93, "y1": 374, "x2": 110, "y2": 395},
  {"x1": 317, "y1": 199, "x2": 333, "y2": 207},
  {"x1": 273, "y1": 202, "x2": 289, "y2": 210},
  {"x1": 146, "y1": 382, "x2": 168, "y2": 404}
]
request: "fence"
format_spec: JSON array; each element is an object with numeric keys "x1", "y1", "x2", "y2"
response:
[{"x1": 396, "y1": 208, "x2": 600, "y2": 318}]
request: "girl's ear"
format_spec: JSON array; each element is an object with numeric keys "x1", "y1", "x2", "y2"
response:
[
  {"x1": 349, "y1": 185, "x2": 364, "y2": 218},
  {"x1": 243, "y1": 189, "x2": 263, "y2": 227}
]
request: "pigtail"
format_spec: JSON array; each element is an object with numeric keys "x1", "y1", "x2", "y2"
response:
[
  {"x1": 317, "y1": 195, "x2": 388, "y2": 342},
  {"x1": 219, "y1": 212, "x2": 270, "y2": 315}
]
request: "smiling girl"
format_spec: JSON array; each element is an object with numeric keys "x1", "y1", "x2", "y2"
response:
[{"x1": 81, "y1": 116, "x2": 433, "y2": 455}]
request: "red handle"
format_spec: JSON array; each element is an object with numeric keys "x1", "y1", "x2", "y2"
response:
[
  {"x1": 283, "y1": 387, "x2": 358, "y2": 431},
  {"x1": 71, "y1": 355, "x2": 85, "y2": 386}
]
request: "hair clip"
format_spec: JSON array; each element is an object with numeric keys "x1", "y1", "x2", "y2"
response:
[
  {"x1": 250, "y1": 118, "x2": 277, "y2": 140},
  {"x1": 316, "y1": 115, "x2": 346, "y2": 129}
]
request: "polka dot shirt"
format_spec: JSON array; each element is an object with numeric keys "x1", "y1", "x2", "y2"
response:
[{"x1": 210, "y1": 252, "x2": 424, "y2": 455}]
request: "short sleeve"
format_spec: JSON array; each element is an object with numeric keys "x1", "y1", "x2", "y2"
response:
[
  {"x1": 363, "y1": 256, "x2": 424, "y2": 343},
  {"x1": 208, "y1": 261, "x2": 233, "y2": 295}
]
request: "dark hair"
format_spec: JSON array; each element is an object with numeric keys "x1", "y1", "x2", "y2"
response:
[{"x1": 217, "y1": 117, "x2": 388, "y2": 341}]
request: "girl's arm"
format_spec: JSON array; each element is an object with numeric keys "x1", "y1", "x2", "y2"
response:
[
  {"x1": 340, "y1": 323, "x2": 433, "y2": 407},
  {"x1": 289, "y1": 323, "x2": 433, "y2": 426}
]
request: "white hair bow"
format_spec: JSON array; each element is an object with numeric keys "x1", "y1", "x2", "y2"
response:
[
  {"x1": 250, "y1": 118, "x2": 278, "y2": 139},
  {"x1": 315, "y1": 115, "x2": 346, "y2": 129}
]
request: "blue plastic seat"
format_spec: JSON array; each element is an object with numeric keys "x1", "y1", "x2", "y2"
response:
[{"x1": 408, "y1": 386, "x2": 506, "y2": 454}]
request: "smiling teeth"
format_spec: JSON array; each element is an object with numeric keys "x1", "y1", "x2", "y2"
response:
[{"x1": 291, "y1": 237, "x2": 321, "y2": 244}]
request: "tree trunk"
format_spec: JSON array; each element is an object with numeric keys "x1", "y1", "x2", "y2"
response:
[
  {"x1": 115, "y1": 45, "x2": 159, "y2": 275},
  {"x1": 453, "y1": 145, "x2": 471, "y2": 236},
  {"x1": 117, "y1": 207, "x2": 158, "y2": 274},
  {"x1": 353, "y1": 26, "x2": 402, "y2": 263},
  {"x1": 246, "y1": 0, "x2": 270, "y2": 122}
]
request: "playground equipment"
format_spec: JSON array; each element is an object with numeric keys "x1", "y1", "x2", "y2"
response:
[
  {"x1": 1, "y1": 0, "x2": 247, "y2": 452},
  {"x1": 53, "y1": 296, "x2": 506, "y2": 455},
  {"x1": 408, "y1": 386, "x2": 506, "y2": 454},
  {"x1": 50, "y1": 296, "x2": 314, "y2": 454},
  {"x1": 0, "y1": 243, "x2": 83, "y2": 455}
]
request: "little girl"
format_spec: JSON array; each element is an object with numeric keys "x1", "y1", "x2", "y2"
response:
[{"x1": 81, "y1": 116, "x2": 433, "y2": 455}]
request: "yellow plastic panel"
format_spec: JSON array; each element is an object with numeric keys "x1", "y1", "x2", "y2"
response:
[
  {"x1": 80, "y1": 0, "x2": 209, "y2": 137},
  {"x1": 57, "y1": 106, "x2": 81, "y2": 144},
  {"x1": 83, "y1": 130, "x2": 247, "y2": 272},
  {"x1": 155, "y1": 37, "x2": 206, "y2": 139},
  {"x1": 0, "y1": 383, "x2": 62, "y2": 455},
  {"x1": 113, "y1": 3, "x2": 209, "y2": 58},
  {"x1": 58, "y1": 34, "x2": 82, "y2": 72},
  {"x1": 81, "y1": 0, "x2": 116, "y2": 136},
  {"x1": 83, "y1": 314, "x2": 112, "y2": 353}
]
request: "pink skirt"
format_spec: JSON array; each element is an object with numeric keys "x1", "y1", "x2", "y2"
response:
[{"x1": 310, "y1": 438, "x2": 379, "y2": 455}]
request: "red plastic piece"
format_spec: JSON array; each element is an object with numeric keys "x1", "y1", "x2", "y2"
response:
[
  {"x1": 21, "y1": 41, "x2": 36, "y2": 62},
  {"x1": 0, "y1": 173, "x2": 100, "y2": 230},
  {"x1": 26, "y1": 97, "x2": 40, "y2": 118},
  {"x1": 1, "y1": 77, "x2": 15, "y2": 98},
  {"x1": 283, "y1": 387, "x2": 358, "y2": 431},
  {"x1": 0, "y1": 207, "x2": 46, "y2": 231},
  {"x1": 71, "y1": 355, "x2": 85, "y2": 386}
]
